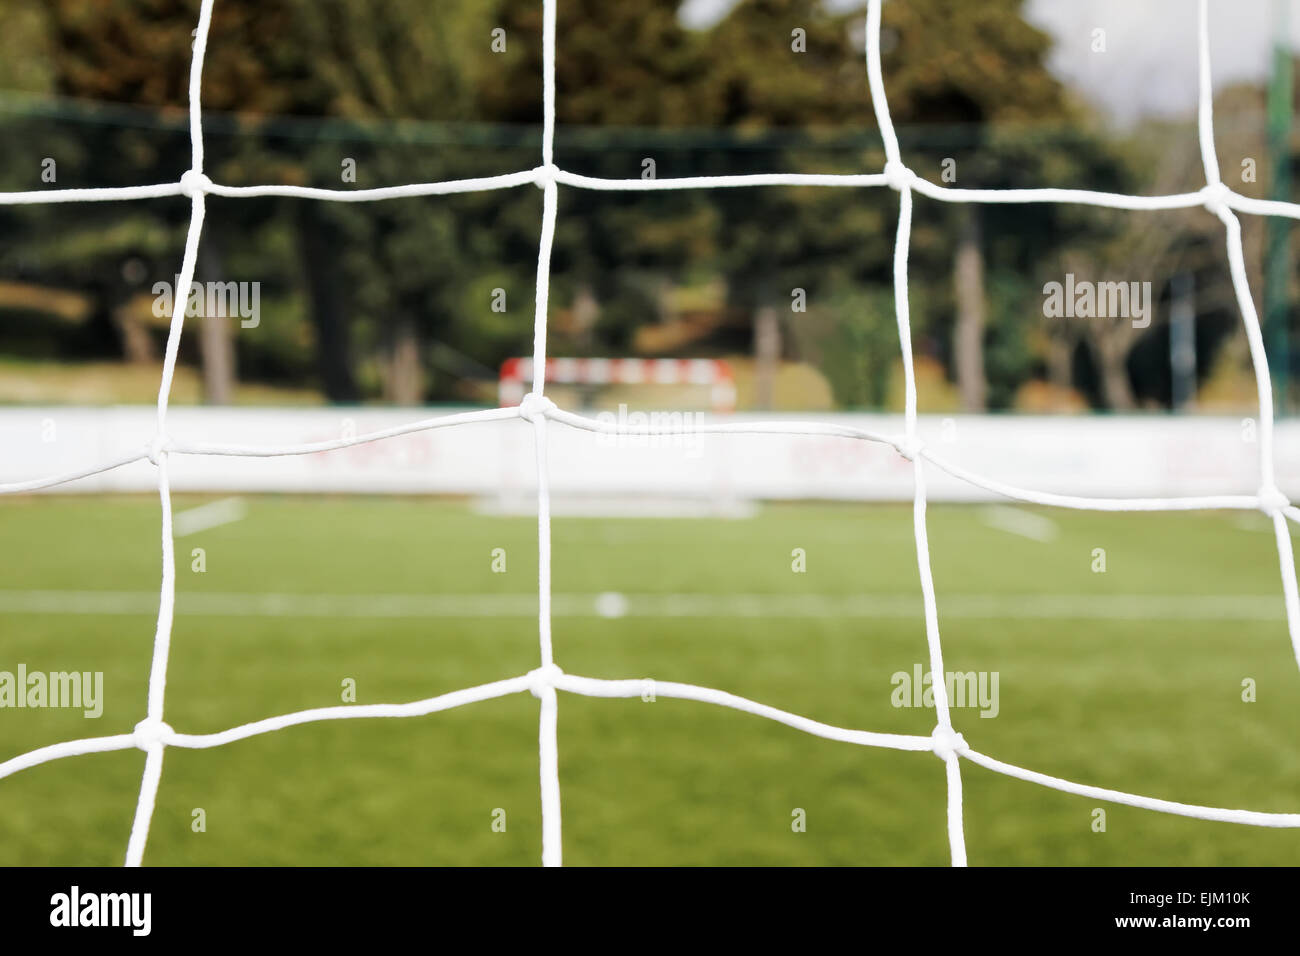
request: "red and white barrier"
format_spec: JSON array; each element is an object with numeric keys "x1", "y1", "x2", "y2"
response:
[{"x1": 500, "y1": 357, "x2": 736, "y2": 413}]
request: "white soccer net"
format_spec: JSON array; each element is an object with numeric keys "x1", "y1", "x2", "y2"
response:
[{"x1": 1, "y1": 0, "x2": 1298, "y2": 867}]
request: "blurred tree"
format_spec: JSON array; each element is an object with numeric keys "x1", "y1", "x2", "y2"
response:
[
  {"x1": 481, "y1": 0, "x2": 1127, "y2": 411},
  {"x1": 11, "y1": 0, "x2": 304, "y2": 402},
  {"x1": 0, "y1": 0, "x2": 1192, "y2": 414},
  {"x1": 877, "y1": 0, "x2": 1131, "y2": 411},
  {"x1": 15, "y1": 0, "x2": 517, "y2": 403},
  {"x1": 479, "y1": 0, "x2": 719, "y2": 364}
]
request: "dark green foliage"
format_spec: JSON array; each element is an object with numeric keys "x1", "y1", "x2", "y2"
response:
[{"x1": 0, "y1": 0, "x2": 1207, "y2": 409}]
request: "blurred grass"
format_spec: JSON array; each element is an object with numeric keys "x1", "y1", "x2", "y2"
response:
[
  {"x1": 0, "y1": 357, "x2": 323, "y2": 406},
  {"x1": 0, "y1": 495, "x2": 1296, "y2": 865}
]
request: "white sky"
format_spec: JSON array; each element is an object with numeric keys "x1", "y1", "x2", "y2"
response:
[{"x1": 678, "y1": 0, "x2": 1300, "y2": 123}]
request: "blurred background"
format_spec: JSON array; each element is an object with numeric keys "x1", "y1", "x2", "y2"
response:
[
  {"x1": 2, "y1": 0, "x2": 1300, "y2": 868},
  {"x1": 0, "y1": 0, "x2": 1295, "y2": 415}
]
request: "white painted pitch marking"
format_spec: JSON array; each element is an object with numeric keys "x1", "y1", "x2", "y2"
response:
[
  {"x1": 173, "y1": 497, "x2": 248, "y2": 538},
  {"x1": 979, "y1": 504, "x2": 1059, "y2": 542},
  {"x1": 0, "y1": 590, "x2": 1280, "y2": 621},
  {"x1": 1233, "y1": 514, "x2": 1283, "y2": 534},
  {"x1": 594, "y1": 592, "x2": 629, "y2": 618}
]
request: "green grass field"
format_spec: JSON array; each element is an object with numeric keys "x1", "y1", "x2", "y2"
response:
[{"x1": 0, "y1": 494, "x2": 1297, "y2": 866}]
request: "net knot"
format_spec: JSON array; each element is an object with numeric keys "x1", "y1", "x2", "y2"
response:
[
  {"x1": 147, "y1": 433, "x2": 171, "y2": 466},
  {"x1": 179, "y1": 169, "x2": 212, "y2": 198},
  {"x1": 1258, "y1": 484, "x2": 1290, "y2": 517},
  {"x1": 930, "y1": 725, "x2": 968, "y2": 762},
  {"x1": 518, "y1": 392, "x2": 556, "y2": 423},
  {"x1": 527, "y1": 663, "x2": 563, "y2": 698},
  {"x1": 132, "y1": 718, "x2": 174, "y2": 751},
  {"x1": 883, "y1": 161, "x2": 916, "y2": 192},
  {"x1": 895, "y1": 434, "x2": 924, "y2": 462},
  {"x1": 1199, "y1": 181, "x2": 1232, "y2": 219},
  {"x1": 533, "y1": 164, "x2": 558, "y2": 190}
]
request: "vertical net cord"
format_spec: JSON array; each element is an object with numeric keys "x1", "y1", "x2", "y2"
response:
[
  {"x1": 530, "y1": 0, "x2": 563, "y2": 868},
  {"x1": 866, "y1": 0, "x2": 966, "y2": 867},
  {"x1": 1197, "y1": 0, "x2": 1300, "y2": 667},
  {"x1": 123, "y1": 0, "x2": 216, "y2": 868}
]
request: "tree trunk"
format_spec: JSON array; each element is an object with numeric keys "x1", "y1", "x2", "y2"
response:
[
  {"x1": 297, "y1": 204, "x2": 359, "y2": 402},
  {"x1": 197, "y1": 240, "x2": 236, "y2": 405},
  {"x1": 1093, "y1": 331, "x2": 1136, "y2": 410},
  {"x1": 112, "y1": 299, "x2": 155, "y2": 364},
  {"x1": 753, "y1": 303, "x2": 780, "y2": 410},
  {"x1": 572, "y1": 282, "x2": 599, "y2": 350},
  {"x1": 952, "y1": 207, "x2": 987, "y2": 411},
  {"x1": 385, "y1": 316, "x2": 423, "y2": 405},
  {"x1": 1045, "y1": 330, "x2": 1072, "y2": 391}
]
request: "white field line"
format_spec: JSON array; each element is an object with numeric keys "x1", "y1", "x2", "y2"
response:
[
  {"x1": 172, "y1": 497, "x2": 247, "y2": 538},
  {"x1": 1234, "y1": 514, "x2": 1288, "y2": 534},
  {"x1": 979, "y1": 504, "x2": 1060, "y2": 542},
  {"x1": 474, "y1": 496, "x2": 759, "y2": 519},
  {"x1": 0, "y1": 589, "x2": 1283, "y2": 621}
]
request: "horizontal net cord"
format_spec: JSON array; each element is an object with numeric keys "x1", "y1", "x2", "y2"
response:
[
  {"x1": 0, "y1": 677, "x2": 533, "y2": 781},
  {"x1": 168, "y1": 405, "x2": 520, "y2": 456},
  {"x1": 7, "y1": 169, "x2": 1300, "y2": 220},
  {"x1": 0, "y1": 734, "x2": 136, "y2": 780},
  {"x1": 908, "y1": 177, "x2": 1209, "y2": 210},
  {"x1": 205, "y1": 168, "x2": 539, "y2": 201},
  {"x1": 548, "y1": 403, "x2": 1283, "y2": 515},
  {"x1": 0, "y1": 449, "x2": 149, "y2": 495},
  {"x1": 169, "y1": 675, "x2": 532, "y2": 749},
  {"x1": 962, "y1": 749, "x2": 1300, "y2": 828},
  {"x1": 6, "y1": 669, "x2": 1298, "y2": 827},
  {"x1": 918, "y1": 449, "x2": 1268, "y2": 514},
  {"x1": 2, "y1": 400, "x2": 1293, "y2": 521},
  {"x1": 553, "y1": 673, "x2": 934, "y2": 751},
  {"x1": 1227, "y1": 193, "x2": 1300, "y2": 220},
  {"x1": 0, "y1": 182, "x2": 186, "y2": 204},
  {"x1": 546, "y1": 403, "x2": 894, "y2": 444},
  {"x1": 552, "y1": 169, "x2": 891, "y2": 190}
]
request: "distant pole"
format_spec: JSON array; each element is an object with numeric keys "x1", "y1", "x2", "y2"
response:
[
  {"x1": 1265, "y1": 0, "x2": 1292, "y2": 413},
  {"x1": 1170, "y1": 272, "x2": 1196, "y2": 410},
  {"x1": 754, "y1": 303, "x2": 780, "y2": 411}
]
